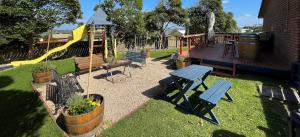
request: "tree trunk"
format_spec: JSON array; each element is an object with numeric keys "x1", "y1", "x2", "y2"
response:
[
  {"x1": 27, "y1": 33, "x2": 34, "y2": 59},
  {"x1": 159, "y1": 24, "x2": 164, "y2": 49}
]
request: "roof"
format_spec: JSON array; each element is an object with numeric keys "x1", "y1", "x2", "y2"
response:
[
  {"x1": 258, "y1": 0, "x2": 270, "y2": 18},
  {"x1": 87, "y1": 9, "x2": 113, "y2": 26}
]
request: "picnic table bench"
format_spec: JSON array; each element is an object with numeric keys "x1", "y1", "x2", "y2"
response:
[
  {"x1": 102, "y1": 60, "x2": 132, "y2": 83},
  {"x1": 198, "y1": 80, "x2": 233, "y2": 125},
  {"x1": 74, "y1": 54, "x2": 104, "y2": 75},
  {"x1": 125, "y1": 51, "x2": 146, "y2": 66},
  {"x1": 159, "y1": 65, "x2": 233, "y2": 125}
]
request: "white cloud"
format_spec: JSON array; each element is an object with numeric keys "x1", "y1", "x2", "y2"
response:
[
  {"x1": 244, "y1": 14, "x2": 252, "y2": 17},
  {"x1": 235, "y1": 14, "x2": 263, "y2": 27},
  {"x1": 222, "y1": 0, "x2": 229, "y2": 4}
]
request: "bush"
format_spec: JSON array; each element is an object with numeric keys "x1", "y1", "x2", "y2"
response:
[
  {"x1": 32, "y1": 63, "x2": 56, "y2": 73},
  {"x1": 66, "y1": 95, "x2": 100, "y2": 116}
]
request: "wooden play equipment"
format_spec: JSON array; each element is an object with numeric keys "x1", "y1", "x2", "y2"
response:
[{"x1": 74, "y1": 9, "x2": 117, "y2": 75}]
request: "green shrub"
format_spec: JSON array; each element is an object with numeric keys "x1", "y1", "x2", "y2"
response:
[
  {"x1": 32, "y1": 63, "x2": 56, "y2": 73},
  {"x1": 177, "y1": 55, "x2": 190, "y2": 62},
  {"x1": 66, "y1": 95, "x2": 100, "y2": 116}
]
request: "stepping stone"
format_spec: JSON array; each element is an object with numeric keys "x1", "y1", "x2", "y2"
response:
[
  {"x1": 272, "y1": 87, "x2": 284, "y2": 100},
  {"x1": 283, "y1": 88, "x2": 300, "y2": 104},
  {"x1": 259, "y1": 85, "x2": 273, "y2": 98},
  {"x1": 258, "y1": 85, "x2": 300, "y2": 104}
]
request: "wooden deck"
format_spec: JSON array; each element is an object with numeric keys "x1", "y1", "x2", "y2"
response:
[{"x1": 190, "y1": 44, "x2": 290, "y2": 77}]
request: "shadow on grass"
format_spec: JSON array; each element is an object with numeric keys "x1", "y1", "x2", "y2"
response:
[
  {"x1": 212, "y1": 129, "x2": 246, "y2": 137},
  {"x1": 238, "y1": 74, "x2": 293, "y2": 137},
  {"x1": 0, "y1": 89, "x2": 48, "y2": 137},
  {"x1": 0, "y1": 76, "x2": 14, "y2": 88},
  {"x1": 151, "y1": 55, "x2": 171, "y2": 61}
]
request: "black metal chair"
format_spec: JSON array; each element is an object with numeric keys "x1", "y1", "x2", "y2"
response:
[{"x1": 46, "y1": 70, "x2": 84, "y2": 114}]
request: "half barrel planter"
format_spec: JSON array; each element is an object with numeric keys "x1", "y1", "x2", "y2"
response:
[
  {"x1": 176, "y1": 60, "x2": 191, "y2": 69},
  {"x1": 63, "y1": 94, "x2": 104, "y2": 136},
  {"x1": 32, "y1": 71, "x2": 52, "y2": 84}
]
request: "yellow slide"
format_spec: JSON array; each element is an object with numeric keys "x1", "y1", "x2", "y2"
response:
[{"x1": 9, "y1": 25, "x2": 87, "y2": 67}]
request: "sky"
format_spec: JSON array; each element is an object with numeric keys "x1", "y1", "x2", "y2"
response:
[{"x1": 57, "y1": 0, "x2": 263, "y2": 30}]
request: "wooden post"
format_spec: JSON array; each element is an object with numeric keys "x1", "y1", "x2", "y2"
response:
[
  {"x1": 188, "y1": 37, "x2": 192, "y2": 52},
  {"x1": 179, "y1": 37, "x2": 183, "y2": 55},
  {"x1": 87, "y1": 22, "x2": 95, "y2": 99},
  {"x1": 45, "y1": 30, "x2": 52, "y2": 70}
]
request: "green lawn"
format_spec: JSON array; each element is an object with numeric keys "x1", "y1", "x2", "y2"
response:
[
  {"x1": 117, "y1": 47, "x2": 182, "y2": 60},
  {"x1": 100, "y1": 75, "x2": 290, "y2": 137},
  {"x1": 0, "y1": 58, "x2": 75, "y2": 137}
]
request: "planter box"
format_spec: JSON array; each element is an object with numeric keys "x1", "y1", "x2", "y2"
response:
[
  {"x1": 32, "y1": 71, "x2": 52, "y2": 84},
  {"x1": 176, "y1": 60, "x2": 191, "y2": 69},
  {"x1": 63, "y1": 94, "x2": 104, "y2": 136}
]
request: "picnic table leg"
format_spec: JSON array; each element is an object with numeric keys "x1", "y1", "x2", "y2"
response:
[
  {"x1": 172, "y1": 79, "x2": 193, "y2": 103},
  {"x1": 172, "y1": 77, "x2": 194, "y2": 110},
  {"x1": 202, "y1": 82, "x2": 208, "y2": 90},
  {"x1": 106, "y1": 69, "x2": 114, "y2": 83},
  {"x1": 225, "y1": 92, "x2": 234, "y2": 102},
  {"x1": 198, "y1": 103, "x2": 220, "y2": 125},
  {"x1": 128, "y1": 65, "x2": 131, "y2": 77}
]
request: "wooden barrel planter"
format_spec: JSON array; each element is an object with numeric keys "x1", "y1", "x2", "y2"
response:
[
  {"x1": 238, "y1": 34, "x2": 260, "y2": 60},
  {"x1": 32, "y1": 71, "x2": 52, "y2": 84},
  {"x1": 63, "y1": 94, "x2": 104, "y2": 136},
  {"x1": 176, "y1": 59, "x2": 191, "y2": 69}
]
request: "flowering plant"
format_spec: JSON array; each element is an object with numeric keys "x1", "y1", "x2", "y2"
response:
[{"x1": 66, "y1": 95, "x2": 100, "y2": 116}]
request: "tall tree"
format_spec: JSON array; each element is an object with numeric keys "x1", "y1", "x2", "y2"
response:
[
  {"x1": 96, "y1": 0, "x2": 145, "y2": 48},
  {"x1": 0, "y1": 0, "x2": 82, "y2": 51},
  {"x1": 188, "y1": 0, "x2": 238, "y2": 34},
  {"x1": 145, "y1": 0, "x2": 186, "y2": 49}
]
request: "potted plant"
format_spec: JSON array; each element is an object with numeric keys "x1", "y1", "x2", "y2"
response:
[
  {"x1": 62, "y1": 94, "x2": 104, "y2": 136},
  {"x1": 176, "y1": 55, "x2": 191, "y2": 69},
  {"x1": 32, "y1": 64, "x2": 56, "y2": 84}
]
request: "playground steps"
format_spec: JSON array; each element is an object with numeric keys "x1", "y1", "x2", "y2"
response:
[{"x1": 200, "y1": 62, "x2": 236, "y2": 77}]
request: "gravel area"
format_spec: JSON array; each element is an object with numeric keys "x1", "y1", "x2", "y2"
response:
[
  {"x1": 32, "y1": 59, "x2": 173, "y2": 130},
  {"x1": 77, "y1": 59, "x2": 172, "y2": 125}
]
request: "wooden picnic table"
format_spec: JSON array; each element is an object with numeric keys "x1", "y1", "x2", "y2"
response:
[{"x1": 170, "y1": 65, "x2": 213, "y2": 111}]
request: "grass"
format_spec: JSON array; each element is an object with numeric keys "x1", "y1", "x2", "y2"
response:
[
  {"x1": 100, "y1": 75, "x2": 290, "y2": 137},
  {"x1": 0, "y1": 58, "x2": 75, "y2": 137},
  {"x1": 117, "y1": 47, "x2": 182, "y2": 60}
]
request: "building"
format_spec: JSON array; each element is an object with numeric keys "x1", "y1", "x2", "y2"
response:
[{"x1": 258, "y1": 0, "x2": 300, "y2": 66}]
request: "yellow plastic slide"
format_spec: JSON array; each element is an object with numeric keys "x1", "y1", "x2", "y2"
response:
[{"x1": 9, "y1": 25, "x2": 87, "y2": 67}]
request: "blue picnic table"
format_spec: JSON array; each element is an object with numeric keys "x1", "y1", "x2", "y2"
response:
[
  {"x1": 162, "y1": 64, "x2": 233, "y2": 125},
  {"x1": 170, "y1": 65, "x2": 213, "y2": 109}
]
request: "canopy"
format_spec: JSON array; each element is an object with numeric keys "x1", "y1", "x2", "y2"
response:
[{"x1": 87, "y1": 9, "x2": 113, "y2": 26}]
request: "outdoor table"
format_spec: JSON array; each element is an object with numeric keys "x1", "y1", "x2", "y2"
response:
[{"x1": 169, "y1": 65, "x2": 213, "y2": 111}]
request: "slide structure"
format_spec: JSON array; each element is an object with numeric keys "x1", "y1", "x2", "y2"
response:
[{"x1": 9, "y1": 25, "x2": 87, "y2": 67}]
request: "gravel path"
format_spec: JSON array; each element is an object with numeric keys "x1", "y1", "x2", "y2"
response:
[{"x1": 77, "y1": 59, "x2": 172, "y2": 126}]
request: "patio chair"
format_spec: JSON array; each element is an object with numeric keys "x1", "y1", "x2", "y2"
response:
[{"x1": 46, "y1": 70, "x2": 83, "y2": 114}]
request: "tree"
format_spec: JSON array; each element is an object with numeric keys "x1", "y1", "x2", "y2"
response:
[
  {"x1": 145, "y1": 0, "x2": 186, "y2": 49},
  {"x1": 243, "y1": 25, "x2": 263, "y2": 33},
  {"x1": 96, "y1": 0, "x2": 145, "y2": 48},
  {"x1": 224, "y1": 12, "x2": 239, "y2": 32},
  {"x1": 0, "y1": 0, "x2": 82, "y2": 49},
  {"x1": 188, "y1": 0, "x2": 238, "y2": 34}
]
